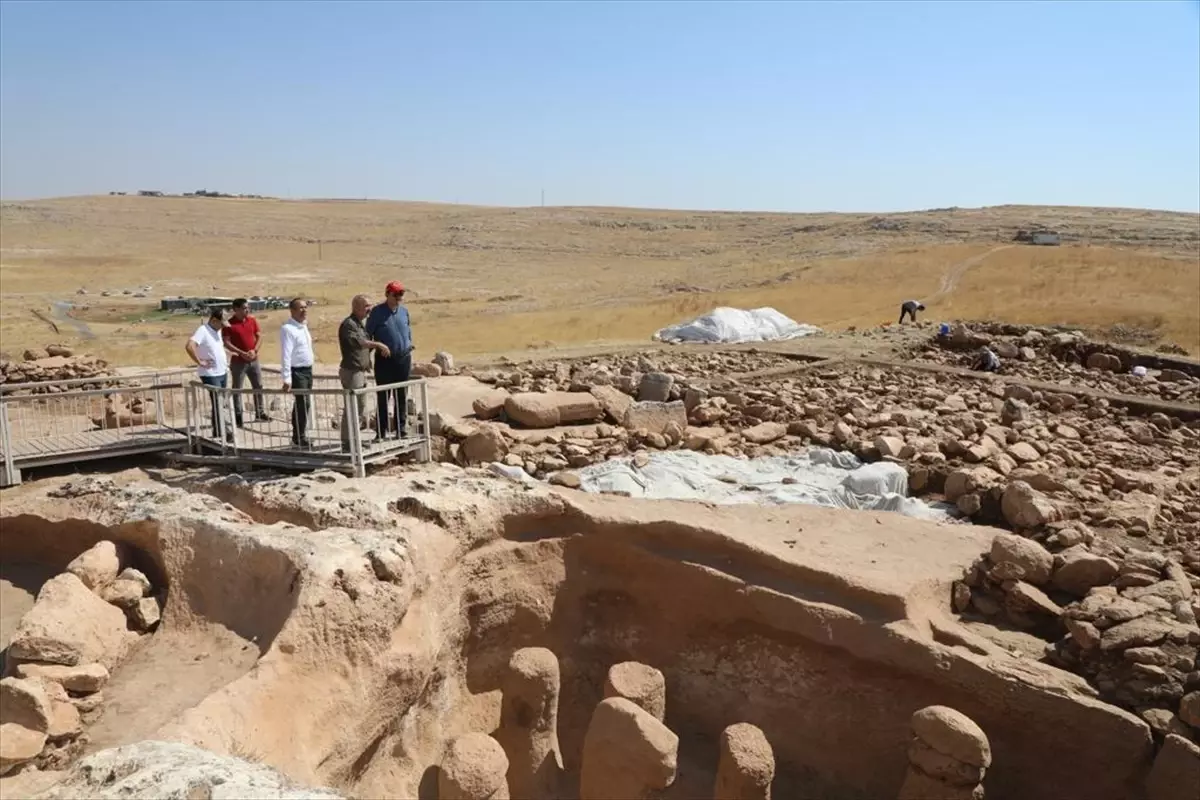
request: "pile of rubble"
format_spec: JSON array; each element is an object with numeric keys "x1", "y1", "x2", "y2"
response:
[
  {"x1": 960, "y1": 531, "x2": 1200, "y2": 743},
  {"x1": 905, "y1": 323, "x2": 1200, "y2": 404},
  {"x1": 0, "y1": 347, "x2": 110, "y2": 394},
  {"x1": 433, "y1": 344, "x2": 1200, "y2": 734},
  {"x1": 1, "y1": 540, "x2": 162, "y2": 776}
]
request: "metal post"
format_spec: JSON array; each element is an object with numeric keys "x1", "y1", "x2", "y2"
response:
[
  {"x1": 347, "y1": 385, "x2": 364, "y2": 478},
  {"x1": 185, "y1": 383, "x2": 196, "y2": 452},
  {"x1": 154, "y1": 373, "x2": 164, "y2": 428},
  {"x1": 419, "y1": 380, "x2": 431, "y2": 463},
  {"x1": 225, "y1": 388, "x2": 238, "y2": 454},
  {"x1": 1, "y1": 400, "x2": 18, "y2": 487}
]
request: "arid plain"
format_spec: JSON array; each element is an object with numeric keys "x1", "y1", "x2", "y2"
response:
[{"x1": 0, "y1": 195, "x2": 1197, "y2": 367}]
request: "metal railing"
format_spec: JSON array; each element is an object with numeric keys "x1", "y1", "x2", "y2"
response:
[
  {"x1": 187, "y1": 374, "x2": 431, "y2": 477},
  {"x1": 0, "y1": 366, "x2": 430, "y2": 483},
  {"x1": 0, "y1": 370, "x2": 192, "y2": 486}
]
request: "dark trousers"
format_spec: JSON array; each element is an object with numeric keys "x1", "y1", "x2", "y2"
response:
[
  {"x1": 374, "y1": 353, "x2": 412, "y2": 438},
  {"x1": 899, "y1": 306, "x2": 917, "y2": 324},
  {"x1": 290, "y1": 366, "x2": 313, "y2": 444},
  {"x1": 200, "y1": 374, "x2": 227, "y2": 437},
  {"x1": 230, "y1": 360, "x2": 264, "y2": 424}
]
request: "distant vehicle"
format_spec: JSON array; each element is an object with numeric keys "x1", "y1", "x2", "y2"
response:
[{"x1": 1014, "y1": 229, "x2": 1061, "y2": 246}]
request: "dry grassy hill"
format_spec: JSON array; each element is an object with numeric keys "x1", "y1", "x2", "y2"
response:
[{"x1": 1, "y1": 196, "x2": 1197, "y2": 367}]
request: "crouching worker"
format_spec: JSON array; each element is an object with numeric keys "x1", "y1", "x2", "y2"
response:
[
  {"x1": 972, "y1": 346, "x2": 1001, "y2": 373},
  {"x1": 899, "y1": 300, "x2": 925, "y2": 324}
]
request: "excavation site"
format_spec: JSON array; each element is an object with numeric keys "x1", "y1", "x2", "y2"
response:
[{"x1": 1, "y1": 321, "x2": 1198, "y2": 800}]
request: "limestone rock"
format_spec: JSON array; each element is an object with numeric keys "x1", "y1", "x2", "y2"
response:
[
  {"x1": 1180, "y1": 690, "x2": 1200, "y2": 728},
  {"x1": 497, "y1": 648, "x2": 562, "y2": 800},
  {"x1": 1145, "y1": 734, "x2": 1200, "y2": 800},
  {"x1": 433, "y1": 351, "x2": 455, "y2": 375},
  {"x1": 580, "y1": 697, "x2": 678, "y2": 800},
  {"x1": 1052, "y1": 548, "x2": 1120, "y2": 597},
  {"x1": 116, "y1": 568, "x2": 152, "y2": 595},
  {"x1": 1001, "y1": 480, "x2": 1059, "y2": 529},
  {"x1": 0, "y1": 723, "x2": 46, "y2": 776},
  {"x1": 505, "y1": 392, "x2": 601, "y2": 428},
  {"x1": 472, "y1": 390, "x2": 510, "y2": 421},
  {"x1": 66, "y1": 540, "x2": 121, "y2": 591},
  {"x1": 410, "y1": 362, "x2": 443, "y2": 378},
  {"x1": 990, "y1": 533, "x2": 1053, "y2": 586},
  {"x1": 461, "y1": 427, "x2": 509, "y2": 465},
  {"x1": 0, "y1": 677, "x2": 53, "y2": 733},
  {"x1": 743, "y1": 422, "x2": 786, "y2": 445},
  {"x1": 1005, "y1": 580, "x2": 1062, "y2": 617},
  {"x1": 638, "y1": 372, "x2": 674, "y2": 403},
  {"x1": 548, "y1": 471, "x2": 582, "y2": 489},
  {"x1": 897, "y1": 768, "x2": 984, "y2": 800},
  {"x1": 591, "y1": 385, "x2": 634, "y2": 424},
  {"x1": 32, "y1": 741, "x2": 345, "y2": 798},
  {"x1": 14, "y1": 662, "x2": 109, "y2": 694},
  {"x1": 910, "y1": 706, "x2": 992, "y2": 768},
  {"x1": 7, "y1": 573, "x2": 135, "y2": 668},
  {"x1": 602, "y1": 661, "x2": 666, "y2": 722},
  {"x1": 1007, "y1": 442, "x2": 1040, "y2": 463},
  {"x1": 623, "y1": 401, "x2": 687, "y2": 435},
  {"x1": 1100, "y1": 617, "x2": 1176, "y2": 651},
  {"x1": 100, "y1": 578, "x2": 145, "y2": 609},
  {"x1": 47, "y1": 695, "x2": 82, "y2": 741},
  {"x1": 133, "y1": 596, "x2": 162, "y2": 632},
  {"x1": 907, "y1": 737, "x2": 985, "y2": 786},
  {"x1": 875, "y1": 435, "x2": 908, "y2": 459},
  {"x1": 714, "y1": 722, "x2": 775, "y2": 800},
  {"x1": 440, "y1": 733, "x2": 510, "y2": 800}
]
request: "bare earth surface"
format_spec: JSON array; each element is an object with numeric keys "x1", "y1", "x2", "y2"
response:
[{"x1": 1, "y1": 197, "x2": 1197, "y2": 369}]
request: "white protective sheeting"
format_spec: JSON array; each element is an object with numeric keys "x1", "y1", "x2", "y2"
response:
[
  {"x1": 568, "y1": 448, "x2": 953, "y2": 522},
  {"x1": 653, "y1": 307, "x2": 822, "y2": 344}
]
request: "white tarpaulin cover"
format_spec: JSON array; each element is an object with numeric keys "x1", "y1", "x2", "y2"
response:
[
  {"x1": 566, "y1": 448, "x2": 954, "y2": 521},
  {"x1": 653, "y1": 307, "x2": 822, "y2": 344}
]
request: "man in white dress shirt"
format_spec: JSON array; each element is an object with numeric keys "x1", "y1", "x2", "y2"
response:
[
  {"x1": 185, "y1": 308, "x2": 233, "y2": 442},
  {"x1": 280, "y1": 298, "x2": 315, "y2": 447}
]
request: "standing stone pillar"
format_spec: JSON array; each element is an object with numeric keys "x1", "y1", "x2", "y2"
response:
[
  {"x1": 602, "y1": 661, "x2": 666, "y2": 721},
  {"x1": 439, "y1": 733, "x2": 510, "y2": 800},
  {"x1": 897, "y1": 706, "x2": 991, "y2": 800},
  {"x1": 714, "y1": 723, "x2": 775, "y2": 800},
  {"x1": 495, "y1": 647, "x2": 563, "y2": 800},
  {"x1": 580, "y1": 697, "x2": 678, "y2": 800}
]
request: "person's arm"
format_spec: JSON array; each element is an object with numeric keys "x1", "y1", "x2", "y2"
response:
[
  {"x1": 280, "y1": 326, "x2": 294, "y2": 390},
  {"x1": 186, "y1": 332, "x2": 213, "y2": 368},
  {"x1": 221, "y1": 327, "x2": 248, "y2": 360},
  {"x1": 249, "y1": 320, "x2": 262, "y2": 360},
  {"x1": 351, "y1": 322, "x2": 388, "y2": 358}
]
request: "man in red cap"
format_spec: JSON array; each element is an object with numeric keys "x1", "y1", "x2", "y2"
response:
[{"x1": 365, "y1": 281, "x2": 414, "y2": 438}]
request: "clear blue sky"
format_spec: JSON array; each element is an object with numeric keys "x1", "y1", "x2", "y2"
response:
[{"x1": 2, "y1": 0, "x2": 1198, "y2": 211}]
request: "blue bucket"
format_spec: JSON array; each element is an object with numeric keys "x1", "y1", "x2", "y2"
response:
[{"x1": 938, "y1": 323, "x2": 951, "y2": 336}]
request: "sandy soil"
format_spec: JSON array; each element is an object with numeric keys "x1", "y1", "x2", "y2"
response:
[{"x1": 83, "y1": 628, "x2": 262, "y2": 755}]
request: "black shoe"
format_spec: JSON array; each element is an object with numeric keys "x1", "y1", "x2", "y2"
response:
[{"x1": 256, "y1": 413, "x2": 271, "y2": 422}]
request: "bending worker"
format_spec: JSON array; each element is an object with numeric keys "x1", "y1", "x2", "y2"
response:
[
  {"x1": 365, "y1": 281, "x2": 414, "y2": 439},
  {"x1": 899, "y1": 300, "x2": 925, "y2": 324}
]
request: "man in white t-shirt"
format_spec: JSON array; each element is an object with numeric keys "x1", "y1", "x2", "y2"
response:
[{"x1": 185, "y1": 308, "x2": 233, "y2": 441}]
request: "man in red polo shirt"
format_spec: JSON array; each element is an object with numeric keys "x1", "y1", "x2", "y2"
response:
[{"x1": 222, "y1": 298, "x2": 270, "y2": 426}]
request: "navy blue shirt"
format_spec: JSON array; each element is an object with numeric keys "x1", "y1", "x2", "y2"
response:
[{"x1": 365, "y1": 303, "x2": 413, "y2": 362}]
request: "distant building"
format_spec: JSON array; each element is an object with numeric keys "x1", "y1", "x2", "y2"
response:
[{"x1": 160, "y1": 295, "x2": 288, "y2": 314}]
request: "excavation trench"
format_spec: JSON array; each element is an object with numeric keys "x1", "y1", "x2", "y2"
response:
[
  {"x1": 0, "y1": 514, "x2": 298, "y2": 761},
  {"x1": 1, "y1": 487, "x2": 1159, "y2": 800}
]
